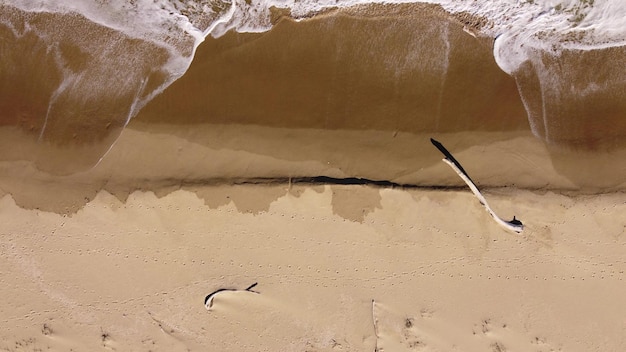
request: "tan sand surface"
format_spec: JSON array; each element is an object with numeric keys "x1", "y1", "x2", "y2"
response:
[
  {"x1": 2, "y1": 123, "x2": 626, "y2": 218},
  {"x1": 1, "y1": 184, "x2": 624, "y2": 351},
  {"x1": 2, "y1": 3, "x2": 626, "y2": 351}
]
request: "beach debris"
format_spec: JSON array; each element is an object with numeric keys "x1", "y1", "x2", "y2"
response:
[
  {"x1": 204, "y1": 282, "x2": 259, "y2": 310},
  {"x1": 371, "y1": 300, "x2": 380, "y2": 352},
  {"x1": 430, "y1": 138, "x2": 524, "y2": 233}
]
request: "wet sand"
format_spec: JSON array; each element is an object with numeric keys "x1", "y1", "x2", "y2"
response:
[
  {"x1": 137, "y1": 4, "x2": 528, "y2": 133},
  {"x1": 2, "y1": 122, "x2": 626, "y2": 216}
]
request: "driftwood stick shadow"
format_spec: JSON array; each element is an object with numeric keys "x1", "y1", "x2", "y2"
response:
[{"x1": 430, "y1": 138, "x2": 524, "y2": 233}]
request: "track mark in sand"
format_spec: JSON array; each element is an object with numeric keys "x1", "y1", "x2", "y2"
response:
[
  {"x1": 371, "y1": 300, "x2": 428, "y2": 351},
  {"x1": 329, "y1": 338, "x2": 345, "y2": 350},
  {"x1": 491, "y1": 341, "x2": 507, "y2": 352},
  {"x1": 431, "y1": 138, "x2": 524, "y2": 233},
  {"x1": 472, "y1": 318, "x2": 561, "y2": 352},
  {"x1": 5, "y1": 337, "x2": 44, "y2": 351},
  {"x1": 149, "y1": 314, "x2": 175, "y2": 335},
  {"x1": 204, "y1": 282, "x2": 259, "y2": 310},
  {"x1": 419, "y1": 308, "x2": 434, "y2": 319},
  {"x1": 303, "y1": 338, "x2": 347, "y2": 351},
  {"x1": 474, "y1": 319, "x2": 508, "y2": 351},
  {"x1": 101, "y1": 327, "x2": 115, "y2": 350},
  {"x1": 371, "y1": 306, "x2": 562, "y2": 352},
  {"x1": 41, "y1": 323, "x2": 53, "y2": 336},
  {"x1": 147, "y1": 311, "x2": 190, "y2": 341},
  {"x1": 475, "y1": 318, "x2": 492, "y2": 334},
  {"x1": 402, "y1": 317, "x2": 426, "y2": 350}
]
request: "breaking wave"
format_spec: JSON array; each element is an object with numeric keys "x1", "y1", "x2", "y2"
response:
[{"x1": 0, "y1": 0, "x2": 625, "y2": 174}]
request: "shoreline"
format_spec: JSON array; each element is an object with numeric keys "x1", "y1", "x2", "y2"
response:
[
  {"x1": 2, "y1": 3, "x2": 625, "y2": 351},
  {"x1": 2, "y1": 122, "x2": 626, "y2": 213}
]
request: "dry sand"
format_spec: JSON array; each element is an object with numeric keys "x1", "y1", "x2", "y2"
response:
[{"x1": 1, "y1": 183, "x2": 625, "y2": 351}]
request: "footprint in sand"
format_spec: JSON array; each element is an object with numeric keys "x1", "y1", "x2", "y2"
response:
[
  {"x1": 472, "y1": 318, "x2": 561, "y2": 352},
  {"x1": 372, "y1": 302, "x2": 560, "y2": 352},
  {"x1": 100, "y1": 328, "x2": 116, "y2": 350},
  {"x1": 41, "y1": 323, "x2": 53, "y2": 336},
  {"x1": 371, "y1": 300, "x2": 428, "y2": 351}
]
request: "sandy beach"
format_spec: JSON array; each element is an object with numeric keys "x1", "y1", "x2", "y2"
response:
[
  {"x1": 2, "y1": 1, "x2": 626, "y2": 351},
  {"x1": 0, "y1": 119, "x2": 625, "y2": 351},
  {"x1": 1, "y1": 183, "x2": 625, "y2": 351}
]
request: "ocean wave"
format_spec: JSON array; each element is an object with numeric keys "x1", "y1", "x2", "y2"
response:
[
  {"x1": 0, "y1": 0, "x2": 625, "y2": 175},
  {"x1": 8, "y1": 1, "x2": 626, "y2": 69}
]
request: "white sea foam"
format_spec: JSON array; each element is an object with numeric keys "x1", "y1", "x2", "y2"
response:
[
  {"x1": 294, "y1": 0, "x2": 625, "y2": 73},
  {"x1": 5, "y1": 0, "x2": 207, "y2": 58},
  {"x1": 208, "y1": 0, "x2": 626, "y2": 81},
  {"x1": 6, "y1": 0, "x2": 625, "y2": 75},
  {"x1": 2, "y1": 0, "x2": 233, "y2": 142},
  {"x1": 3, "y1": 0, "x2": 236, "y2": 93},
  {"x1": 4, "y1": 0, "x2": 625, "y2": 143}
]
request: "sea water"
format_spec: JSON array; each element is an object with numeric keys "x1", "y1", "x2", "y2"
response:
[{"x1": 0, "y1": 0, "x2": 625, "y2": 173}]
